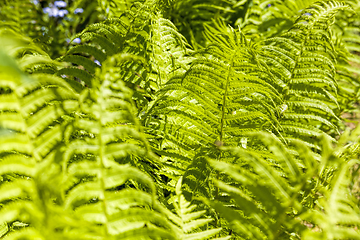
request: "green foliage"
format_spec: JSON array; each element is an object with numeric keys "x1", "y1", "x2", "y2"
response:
[
  {"x1": 206, "y1": 131, "x2": 360, "y2": 239},
  {"x1": 1, "y1": 0, "x2": 360, "y2": 239}
]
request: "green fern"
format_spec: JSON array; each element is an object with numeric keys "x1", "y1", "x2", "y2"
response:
[
  {"x1": 146, "y1": 18, "x2": 280, "y2": 156},
  {"x1": 259, "y1": 1, "x2": 349, "y2": 151},
  {"x1": 0, "y1": 34, "x2": 76, "y2": 238},
  {"x1": 205, "y1": 131, "x2": 360, "y2": 239},
  {"x1": 0, "y1": 35, "x2": 174, "y2": 239},
  {"x1": 331, "y1": 0, "x2": 360, "y2": 123},
  {"x1": 164, "y1": 0, "x2": 236, "y2": 49},
  {"x1": 1, "y1": 1, "x2": 360, "y2": 239},
  {"x1": 60, "y1": 0, "x2": 191, "y2": 114},
  {"x1": 145, "y1": 1, "x2": 354, "y2": 205},
  {"x1": 0, "y1": 0, "x2": 40, "y2": 38},
  {"x1": 173, "y1": 177, "x2": 230, "y2": 240}
]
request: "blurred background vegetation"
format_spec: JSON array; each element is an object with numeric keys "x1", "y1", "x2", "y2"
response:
[{"x1": 0, "y1": 0, "x2": 107, "y2": 58}]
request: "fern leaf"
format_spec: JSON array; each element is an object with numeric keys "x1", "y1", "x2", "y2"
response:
[
  {"x1": 259, "y1": 0, "x2": 349, "y2": 151},
  {"x1": 0, "y1": 33, "x2": 178, "y2": 238},
  {"x1": 174, "y1": 177, "x2": 229, "y2": 240},
  {"x1": 147, "y1": 19, "x2": 280, "y2": 154}
]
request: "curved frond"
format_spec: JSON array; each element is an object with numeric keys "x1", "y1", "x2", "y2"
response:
[
  {"x1": 206, "y1": 131, "x2": 360, "y2": 239},
  {"x1": 0, "y1": 37, "x2": 177, "y2": 239},
  {"x1": 260, "y1": 0, "x2": 348, "y2": 151}
]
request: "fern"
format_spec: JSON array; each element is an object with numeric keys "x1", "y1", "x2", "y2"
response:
[
  {"x1": 60, "y1": 0, "x2": 191, "y2": 114},
  {"x1": 0, "y1": 0, "x2": 40, "y2": 38},
  {"x1": 0, "y1": 33, "x2": 174, "y2": 239},
  {"x1": 205, "y1": 131, "x2": 360, "y2": 239},
  {"x1": 146, "y1": 18, "x2": 280, "y2": 159},
  {"x1": 331, "y1": 0, "x2": 360, "y2": 122},
  {"x1": 0, "y1": 33, "x2": 75, "y2": 238},
  {"x1": 145, "y1": 0, "x2": 354, "y2": 208},
  {"x1": 173, "y1": 177, "x2": 230, "y2": 240},
  {"x1": 259, "y1": 1, "x2": 349, "y2": 151},
  {"x1": 1, "y1": 1, "x2": 360, "y2": 239}
]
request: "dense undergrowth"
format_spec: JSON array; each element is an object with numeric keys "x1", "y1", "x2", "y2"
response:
[{"x1": 1, "y1": 0, "x2": 360, "y2": 239}]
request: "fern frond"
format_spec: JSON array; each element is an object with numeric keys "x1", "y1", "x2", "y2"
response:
[
  {"x1": 0, "y1": 35, "x2": 82, "y2": 238},
  {"x1": 0, "y1": 0, "x2": 41, "y2": 38},
  {"x1": 145, "y1": 19, "x2": 283, "y2": 204},
  {"x1": 49, "y1": 53, "x2": 181, "y2": 239},
  {"x1": 173, "y1": 177, "x2": 230, "y2": 240},
  {"x1": 330, "y1": 2, "x2": 360, "y2": 119},
  {"x1": 149, "y1": 14, "x2": 193, "y2": 88},
  {"x1": 165, "y1": 0, "x2": 236, "y2": 48},
  {"x1": 0, "y1": 31, "x2": 180, "y2": 238},
  {"x1": 61, "y1": 1, "x2": 191, "y2": 116},
  {"x1": 299, "y1": 137, "x2": 360, "y2": 239},
  {"x1": 149, "y1": 20, "x2": 280, "y2": 145},
  {"x1": 260, "y1": 0, "x2": 349, "y2": 151},
  {"x1": 205, "y1": 131, "x2": 360, "y2": 239},
  {"x1": 146, "y1": 18, "x2": 282, "y2": 174}
]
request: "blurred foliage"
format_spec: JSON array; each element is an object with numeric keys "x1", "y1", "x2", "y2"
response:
[{"x1": 0, "y1": 0, "x2": 106, "y2": 58}]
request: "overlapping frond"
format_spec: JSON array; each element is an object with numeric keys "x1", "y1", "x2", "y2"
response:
[
  {"x1": 146, "y1": 19, "x2": 281, "y2": 170},
  {"x1": 1, "y1": 1, "x2": 360, "y2": 239},
  {"x1": 205, "y1": 131, "x2": 360, "y2": 239},
  {"x1": 144, "y1": 19, "x2": 284, "y2": 206},
  {"x1": 60, "y1": 0, "x2": 191, "y2": 114},
  {"x1": 331, "y1": 1, "x2": 360, "y2": 121},
  {"x1": 0, "y1": 34, "x2": 177, "y2": 239},
  {"x1": 164, "y1": 0, "x2": 236, "y2": 48},
  {"x1": 260, "y1": 0, "x2": 348, "y2": 151},
  {"x1": 0, "y1": 39, "x2": 79, "y2": 239}
]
